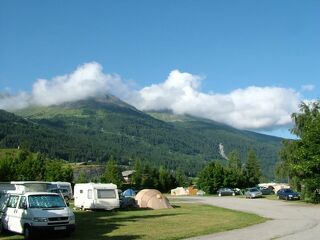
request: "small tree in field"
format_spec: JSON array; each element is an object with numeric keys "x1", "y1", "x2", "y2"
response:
[
  {"x1": 101, "y1": 158, "x2": 123, "y2": 188},
  {"x1": 245, "y1": 149, "x2": 261, "y2": 187},
  {"x1": 197, "y1": 161, "x2": 224, "y2": 194}
]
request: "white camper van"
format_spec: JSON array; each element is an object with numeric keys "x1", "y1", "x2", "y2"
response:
[
  {"x1": 74, "y1": 183, "x2": 120, "y2": 210},
  {"x1": 0, "y1": 192, "x2": 75, "y2": 239},
  {"x1": 0, "y1": 182, "x2": 75, "y2": 239}
]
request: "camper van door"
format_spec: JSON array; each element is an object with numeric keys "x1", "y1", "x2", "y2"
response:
[{"x1": 5, "y1": 195, "x2": 25, "y2": 233}]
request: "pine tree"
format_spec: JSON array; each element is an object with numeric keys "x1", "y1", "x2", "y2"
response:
[
  {"x1": 101, "y1": 158, "x2": 123, "y2": 188},
  {"x1": 197, "y1": 161, "x2": 224, "y2": 194},
  {"x1": 245, "y1": 149, "x2": 261, "y2": 186},
  {"x1": 228, "y1": 150, "x2": 241, "y2": 169},
  {"x1": 132, "y1": 159, "x2": 142, "y2": 190}
]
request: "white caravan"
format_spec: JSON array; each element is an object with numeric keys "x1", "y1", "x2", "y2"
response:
[{"x1": 74, "y1": 183, "x2": 120, "y2": 210}]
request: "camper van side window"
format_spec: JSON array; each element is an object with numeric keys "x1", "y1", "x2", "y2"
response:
[
  {"x1": 80, "y1": 190, "x2": 83, "y2": 194},
  {"x1": 7, "y1": 195, "x2": 19, "y2": 208},
  {"x1": 88, "y1": 189, "x2": 92, "y2": 199},
  {"x1": 18, "y1": 196, "x2": 27, "y2": 209},
  {"x1": 97, "y1": 189, "x2": 116, "y2": 199}
]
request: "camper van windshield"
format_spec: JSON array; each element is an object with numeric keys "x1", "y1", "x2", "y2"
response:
[
  {"x1": 97, "y1": 189, "x2": 116, "y2": 199},
  {"x1": 28, "y1": 195, "x2": 66, "y2": 208}
]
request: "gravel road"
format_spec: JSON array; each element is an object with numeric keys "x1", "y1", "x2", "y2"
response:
[{"x1": 181, "y1": 196, "x2": 320, "y2": 240}]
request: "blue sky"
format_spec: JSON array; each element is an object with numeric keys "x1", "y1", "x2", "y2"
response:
[{"x1": 1, "y1": 0, "x2": 319, "y2": 138}]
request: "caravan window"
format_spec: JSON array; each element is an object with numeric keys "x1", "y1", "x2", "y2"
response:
[
  {"x1": 87, "y1": 189, "x2": 92, "y2": 199},
  {"x1": 97, "y1": 189, "x2": 116, "y2": 199},
  {"x1": 7, "y1": 195, "x2": 19, "y2": 208}
]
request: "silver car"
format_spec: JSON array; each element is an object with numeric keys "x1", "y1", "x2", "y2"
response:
[{"x1": 245, "y1": 187, "x2": 262, "y2": 199}]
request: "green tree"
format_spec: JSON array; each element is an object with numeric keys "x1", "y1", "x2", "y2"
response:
[
  {"x1": 76, "y1": 171, "x2": 88, "y2": 183},
  {"x1": 197, "y1": 161, "x2": 224, "y2": 194},
  {"x1": 278, "y1": 101, "x2": 320, "y2": 203},
  {"x1": 132, "y1": 159, "x2": 142, "y2": 189},
  {"x1": 228, "y1": 150, "x2": 242, "y2": 169},
  {"x1": 45, "y1": 160, "x2": 63, "y2": 181},
  {"x1": 18, "y1": 153, "x2": 46, "y2": 181},
  {"x1": 223, "y1": 150, "x2": 246, "y2": 188},
  {"x1": 141, "y1": 164, "x2": 157, "y2": 189},
  {"x1": 61, "y1": 164, "x2": 74, "y2": 183},
  {"x1": 175, "y1": 168, "x2": 188, "y2": 187},
  {"x1": 44, "y1": 160, "x2": 73, "y2": 182},
  {"x1": 0, "y1": 156, "x2": 16, "y2": 181},
  {"x1": 245, "y1": 149, "x2": 261, "y2": 186},
  {"x1": 101, "y1": 159, "x2": 123, "y2": 188},
  {"x1": 158, "y1": 166, "x2": 173, "y2": 192}
]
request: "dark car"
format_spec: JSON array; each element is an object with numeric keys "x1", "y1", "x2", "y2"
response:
[
  {"x1": 217, "y1": 188, "x2": 235, "y2": 196},
  {"x1": 257, "y1": 186, "x2": 273, "y2": 195},
  {"x1": 277, "y1": 188, "x2": 300, "y2": 200}
]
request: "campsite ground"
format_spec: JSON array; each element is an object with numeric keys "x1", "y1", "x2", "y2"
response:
[
  {"x1": 183, "y1": 196, "x2": 320, "y2": 240},
  {"x1": 0, "y1": 203, "x2": 264, "y2": 240},
  {"x1": 3, "y1": 196, "x2": 319, "y2": 239}
]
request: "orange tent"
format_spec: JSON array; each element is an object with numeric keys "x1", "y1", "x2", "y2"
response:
[{"x1": 135, "y1": 189, "x2": 173, "y2": 210}]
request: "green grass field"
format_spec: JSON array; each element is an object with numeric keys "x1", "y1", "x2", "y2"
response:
[{"x1": 0, "y1": 203, "x2": 265, "y2": 240}]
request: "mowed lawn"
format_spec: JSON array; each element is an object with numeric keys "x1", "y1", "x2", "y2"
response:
[{"x1": 0, "y1": 203, "x2": 265, "y2": 240}]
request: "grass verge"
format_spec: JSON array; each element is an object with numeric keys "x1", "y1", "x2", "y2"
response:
[{"x1": 0, "y1": 203, "x2": 265, "y2": 240}]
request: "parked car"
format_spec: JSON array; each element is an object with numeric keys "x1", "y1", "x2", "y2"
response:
[
  {"x1": 245, "y1": 187, "x2": 263, "y2": 199},
  {"x1": 277, "y1": 188, "x2": 300, "y2": 200},
  {"x1": 217, "y1": 188, "x2": 235, "y2": 196},
  {"x1": 257, "y1": 186, "x2": 273, "y2": 195},
  {"x1": 233, "y1": 188, "x2": 243, "y2": 195}
]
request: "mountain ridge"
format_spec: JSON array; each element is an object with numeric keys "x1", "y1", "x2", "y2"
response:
[{"x1": 0, "y1": 95, "x2": 282, "y2": 179}]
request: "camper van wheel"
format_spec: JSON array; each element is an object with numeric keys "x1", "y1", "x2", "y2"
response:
[
  {"x1": 23, "y1": 225, "x2": 33, "y2": 240},
  {"x1": 64, "y1": 230, "x2": 72, "y2": 237},
  {"x1": 0, "y1": 219, "x2": 7, "y2": 234},
  {"x1": 0, "y1": 220, "x2": 4, "y2": 234}
]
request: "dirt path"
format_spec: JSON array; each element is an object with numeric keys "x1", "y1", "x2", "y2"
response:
[{"x1": 180, "y1": 196, "x2": 320, "y2": 240}]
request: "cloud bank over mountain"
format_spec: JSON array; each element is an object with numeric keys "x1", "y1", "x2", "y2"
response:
[
  {"x1": 129, "y1": 69, "x2": 301, "y2": 130},
  {"x1": 0, "y1": 62, "x2": 305, "y2": 130}
]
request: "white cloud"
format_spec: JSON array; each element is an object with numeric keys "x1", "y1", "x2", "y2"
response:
[
  {"x1": 0, "y1": 62, "x2": 131, "y2": 110},
  {"x1": 0, "y1": 63, "x2": 304, "y2": 130},
  {"x1": 301, "y1": 84, "x2": 315, "y2": 91},
  {"x1": 32, "y1": 62, "x2": 130, "y2": 106},
  {"x1": 0, "y1": 92, "x2": 31, "y2": 110},
  {"x1": 130, "y1": 70, "x2": 301, "y2": 130}
]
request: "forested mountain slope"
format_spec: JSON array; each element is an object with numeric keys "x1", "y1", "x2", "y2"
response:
[{"x1": 0, "y1": 95, "x2": 283, "y2": 178}]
